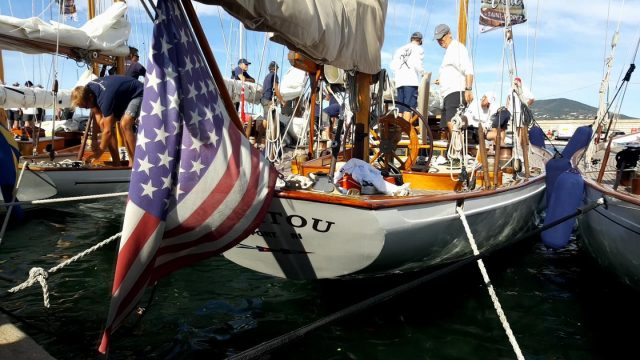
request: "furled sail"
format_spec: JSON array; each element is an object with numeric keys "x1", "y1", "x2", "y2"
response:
[
  {"x1": 479, "y1": 0, "x2": 527, "y2": 33},
  {"x1": 0, "y1": 2, "x2": 130, "y2": 57},
  {"x1": 0, "y1": 85, "x2": 72, "y2": 109},
  {"x1": 199, "y1": 0, "x2": 387, "y2": 74},
  {"x1": 223, "y1": 79, "x2": 263, "y2": 105}
]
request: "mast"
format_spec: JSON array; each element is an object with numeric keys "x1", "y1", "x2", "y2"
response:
[
  {"x1": 0, "y1": 51, "x2": 6, "y2": 129},
  {"x1": 88, "y1": 0, "x2": 100, "y2": 75},
  {"x1": 596, "y1": 31, "x2": 619, "y2": 134},
  {"x1": 239, "y1": 22, "x2": 244, "y2": 60},
  {"x1": 457, "y1": 0, "x2": 469, "y2": 45},
  {"x1": 352, "y1": 73, "x2": 372, "y2": 161},
  {"x1": 584, "y1": 30, "x2": 620, "y2": 170}
]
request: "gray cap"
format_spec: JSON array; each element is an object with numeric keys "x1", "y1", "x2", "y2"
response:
[
  {"x1": 411, "y1": 31, "x2": 423, "y2": 40},
  {"x1": 433, "y1": 24, "x2": 450, "y2": 40}
]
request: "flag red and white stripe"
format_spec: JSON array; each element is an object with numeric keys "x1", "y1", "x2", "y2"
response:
[{"x1": 99, "y1": 0, "x2": 276, "y2": 352}]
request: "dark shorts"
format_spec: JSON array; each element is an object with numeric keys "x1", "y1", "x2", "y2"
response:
[
  {"x1": 491, "y1": 108, "x2": 511, "y2": 129},
  {"x1": 6, "y1": 110, "x2": 19, "y2": 121},
  {"x1": 125, "y1": 97, "x2": 143, "y2": 118},
  {"x1": 396, "y1": 86, "x2": 418, "y2": 112},
  {"x1": 261, "y1": 98, "x2": 274, "y2": 120},
  {"x1": 440, "y1": 91, "x2": 467, "y2": 128}
]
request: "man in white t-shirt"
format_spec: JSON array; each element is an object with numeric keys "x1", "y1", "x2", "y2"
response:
[
  {"x1": 464, "y1": 91, "x2": 498, "y2": 128},
  {"x1": 434, "y1": 24, "x2": 474, "y2": 137},
  {"x1": 390, "y1": 31, "x2": 425, "y2": 121}
]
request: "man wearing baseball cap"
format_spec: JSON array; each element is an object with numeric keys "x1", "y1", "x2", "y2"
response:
[
  {"x1": 434, "y1": 23, "x2": 474, "y2": 139},
  {"x1": 390, "y1": 31, "x2": 425, "y2": 121},
  {"x1": 233, "y1": 58, "x2": 255, "y2": 83},
  {"x1": 261, "y1": 61, "x2": 285, "y2": 118}
]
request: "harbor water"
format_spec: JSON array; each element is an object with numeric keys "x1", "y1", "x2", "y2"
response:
[{"x1": 1, "y1": 198, "x2": 638, "y2": 359}]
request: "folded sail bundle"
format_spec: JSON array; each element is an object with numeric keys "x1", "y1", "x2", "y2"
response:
[
  {"x1": 223, "y1": 79, "x2": 263, "y2": 104},
  {"x1": 0, "y1": 85, "x2": 72, "y2": 109},
  {"x1": 0, "y1": 2, "x2": 130, "y2": 57}
]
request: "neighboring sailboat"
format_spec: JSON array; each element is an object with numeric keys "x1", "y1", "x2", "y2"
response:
[
  {"x1": 542, "y1": 20, "x2": 640, "y2": 289},
  {"x1": 0, "y1": 1, "x2": 135, "y2": 209}
]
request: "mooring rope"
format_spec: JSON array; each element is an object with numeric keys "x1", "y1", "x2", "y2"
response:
[
  {"x1": 7, "y1": 232, "x2": 122, "y2": 307},
  {"x1": 456, "y1": 206, "x2": 525, "y2": 360},
  {"x1": 224, "y1": 196, "x2": 605, "y2": 360}
]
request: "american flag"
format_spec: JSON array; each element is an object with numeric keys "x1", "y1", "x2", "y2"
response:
[{"x1": 99, "y1": 0, "x2": 277, "y2": 353}]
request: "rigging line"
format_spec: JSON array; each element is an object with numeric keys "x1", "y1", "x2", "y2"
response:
[
  {"x1": 602, "y1": 0, "x2": 612, "y2": 78},
  {"x1": 610, "y1": 3, "x2": 628, "y2": 88},
  {"x1": 542, "y1": 82, "x2": 601, "y2": 99},
  {"x1": 256, "y1": 32, "x2": 269, "y2": 93},
  {"x1": 216, "y1": 7, "x2": 231, "y2": 73},
  {"x1": 5, "y1": 0, "x2": 28, "y2": 81},
  {"x1": 528, "y1": 0, "x2": 542, "y2": 93},
  {"x1": 419, "y1": 0, "x2": 431, "y2": 40},
  {"x1": 408, "y1": 0, "x2": 417, "y2": 33}
]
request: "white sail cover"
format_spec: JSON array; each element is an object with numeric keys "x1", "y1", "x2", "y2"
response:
[
  {"x1": 0, "y1": 85, "x2": 72, "y2": 109},
  {"x1": 280, "y1": 67, "x2": 308, "y2": 101},
  {"x1": 223, "y1": 79, "x2": 263, "y2": 104},
  {"x1": 0, "y1": 2, "x2": 130, "y2": 56},
  {"x1": 201, "y1": 0, "x2": 387, "y2": 74}
]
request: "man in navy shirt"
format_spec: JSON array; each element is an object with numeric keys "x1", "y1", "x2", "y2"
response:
[
  {"x1": 125, "y1": 49, "x2": 146, "y2": 80},
  {"x1": 260, "y1": 61, "x2": 285, "y2": 121},
  {"x1": 317, "y1": 88, "x2": 341, "y2": 140},
  {"x1": 233, "y1": 58, "x2": 255, "y2": 83},
  {"x1": 71, "y1": 75, "x2": 143, "y2": 164},
  {"x1": 233, "y1": 58, "x2": 255, "y2": 113}
]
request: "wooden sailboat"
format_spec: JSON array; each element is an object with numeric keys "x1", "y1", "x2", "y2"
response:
[
  {"x1": 208, "y1": 0, "x2": 554, "y2": 279},
  {"x1": 569, "y1": 30, "x2": 640, "y2": 289},
  {"x1": 0, "y1": 1, "x2": 134, "y2": 208}
]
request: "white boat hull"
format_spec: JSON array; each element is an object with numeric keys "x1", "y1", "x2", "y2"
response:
[
  {"x1": 25, "y1": 167, "x2": 131, "y2": 198},
  {"x1": 578, "y1": 182, "x2": 640, "y2": 289},
  {"x1": 224, "y1": 179, "x2": 546, "y2": 279},
  {"x1": 2, "y1": 166, "x2": 131, "y2": 213}
]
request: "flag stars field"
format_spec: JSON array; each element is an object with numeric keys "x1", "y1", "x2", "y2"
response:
[
  {"x1": 157, "y1": 150, "x2": 173, "y2": 168},
  {"x1": 136, "y1": 129, "x2": 151, "y2": 151},
  {"x1": 154, "y1": 126, "x2": 170, "y2": 145},
  {"x1": 146, "y1": 68, "x2": 162, "y2": 92},
  {"x1": 137, "y1": 156, "x2": 154, "y2": 175},
  {"x1": 141, "y1": 180, "x2": 157, "y2": 199}
]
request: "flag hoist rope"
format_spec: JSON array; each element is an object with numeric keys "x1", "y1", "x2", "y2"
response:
[{"x1": 456, "y1": 205, "x2": 525, "y2": 360}]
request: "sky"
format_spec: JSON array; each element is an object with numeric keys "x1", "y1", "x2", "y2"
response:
[{"x1": 1, "y1": 0, "x2": 639, "y2": 118}]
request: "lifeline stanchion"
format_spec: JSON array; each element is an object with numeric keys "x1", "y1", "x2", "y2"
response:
[{"x1": 456, "y1": 205, "x2": 525, "y2": 360}]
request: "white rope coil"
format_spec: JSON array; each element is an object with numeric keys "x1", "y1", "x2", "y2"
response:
[
  {"x1": 456, "y1": 206, "x2": 525, "y2": 360},
  {"x1": 8, "y1": 232, "x2": 122, "y2": 307}
]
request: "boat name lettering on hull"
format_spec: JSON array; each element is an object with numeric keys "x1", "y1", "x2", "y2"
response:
[{"x1": 262, "y1": 211, "x2": 336, "y2": 233}]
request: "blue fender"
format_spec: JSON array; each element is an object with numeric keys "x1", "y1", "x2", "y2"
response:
[
  {"x1": 562, "y1": 126, "x2": 593, "y2": 159},
  {"x1": 544, "y1": 158, "x2": 572, "y2": 204},
  {"x1": 529, "y1": 126, "x2": 545, "y2": 148},
  {"x1": 541, "y1": 169, "x2": 584, "y2": 248}
]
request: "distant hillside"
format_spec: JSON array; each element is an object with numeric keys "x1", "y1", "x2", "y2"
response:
[{"x1": 530, "y1": 98, "x2": 633, "y2": 120}]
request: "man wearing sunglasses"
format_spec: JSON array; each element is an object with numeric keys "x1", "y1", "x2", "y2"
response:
[{"x1": 433, "y1": 23, "x2": 474, "y2": 140}]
